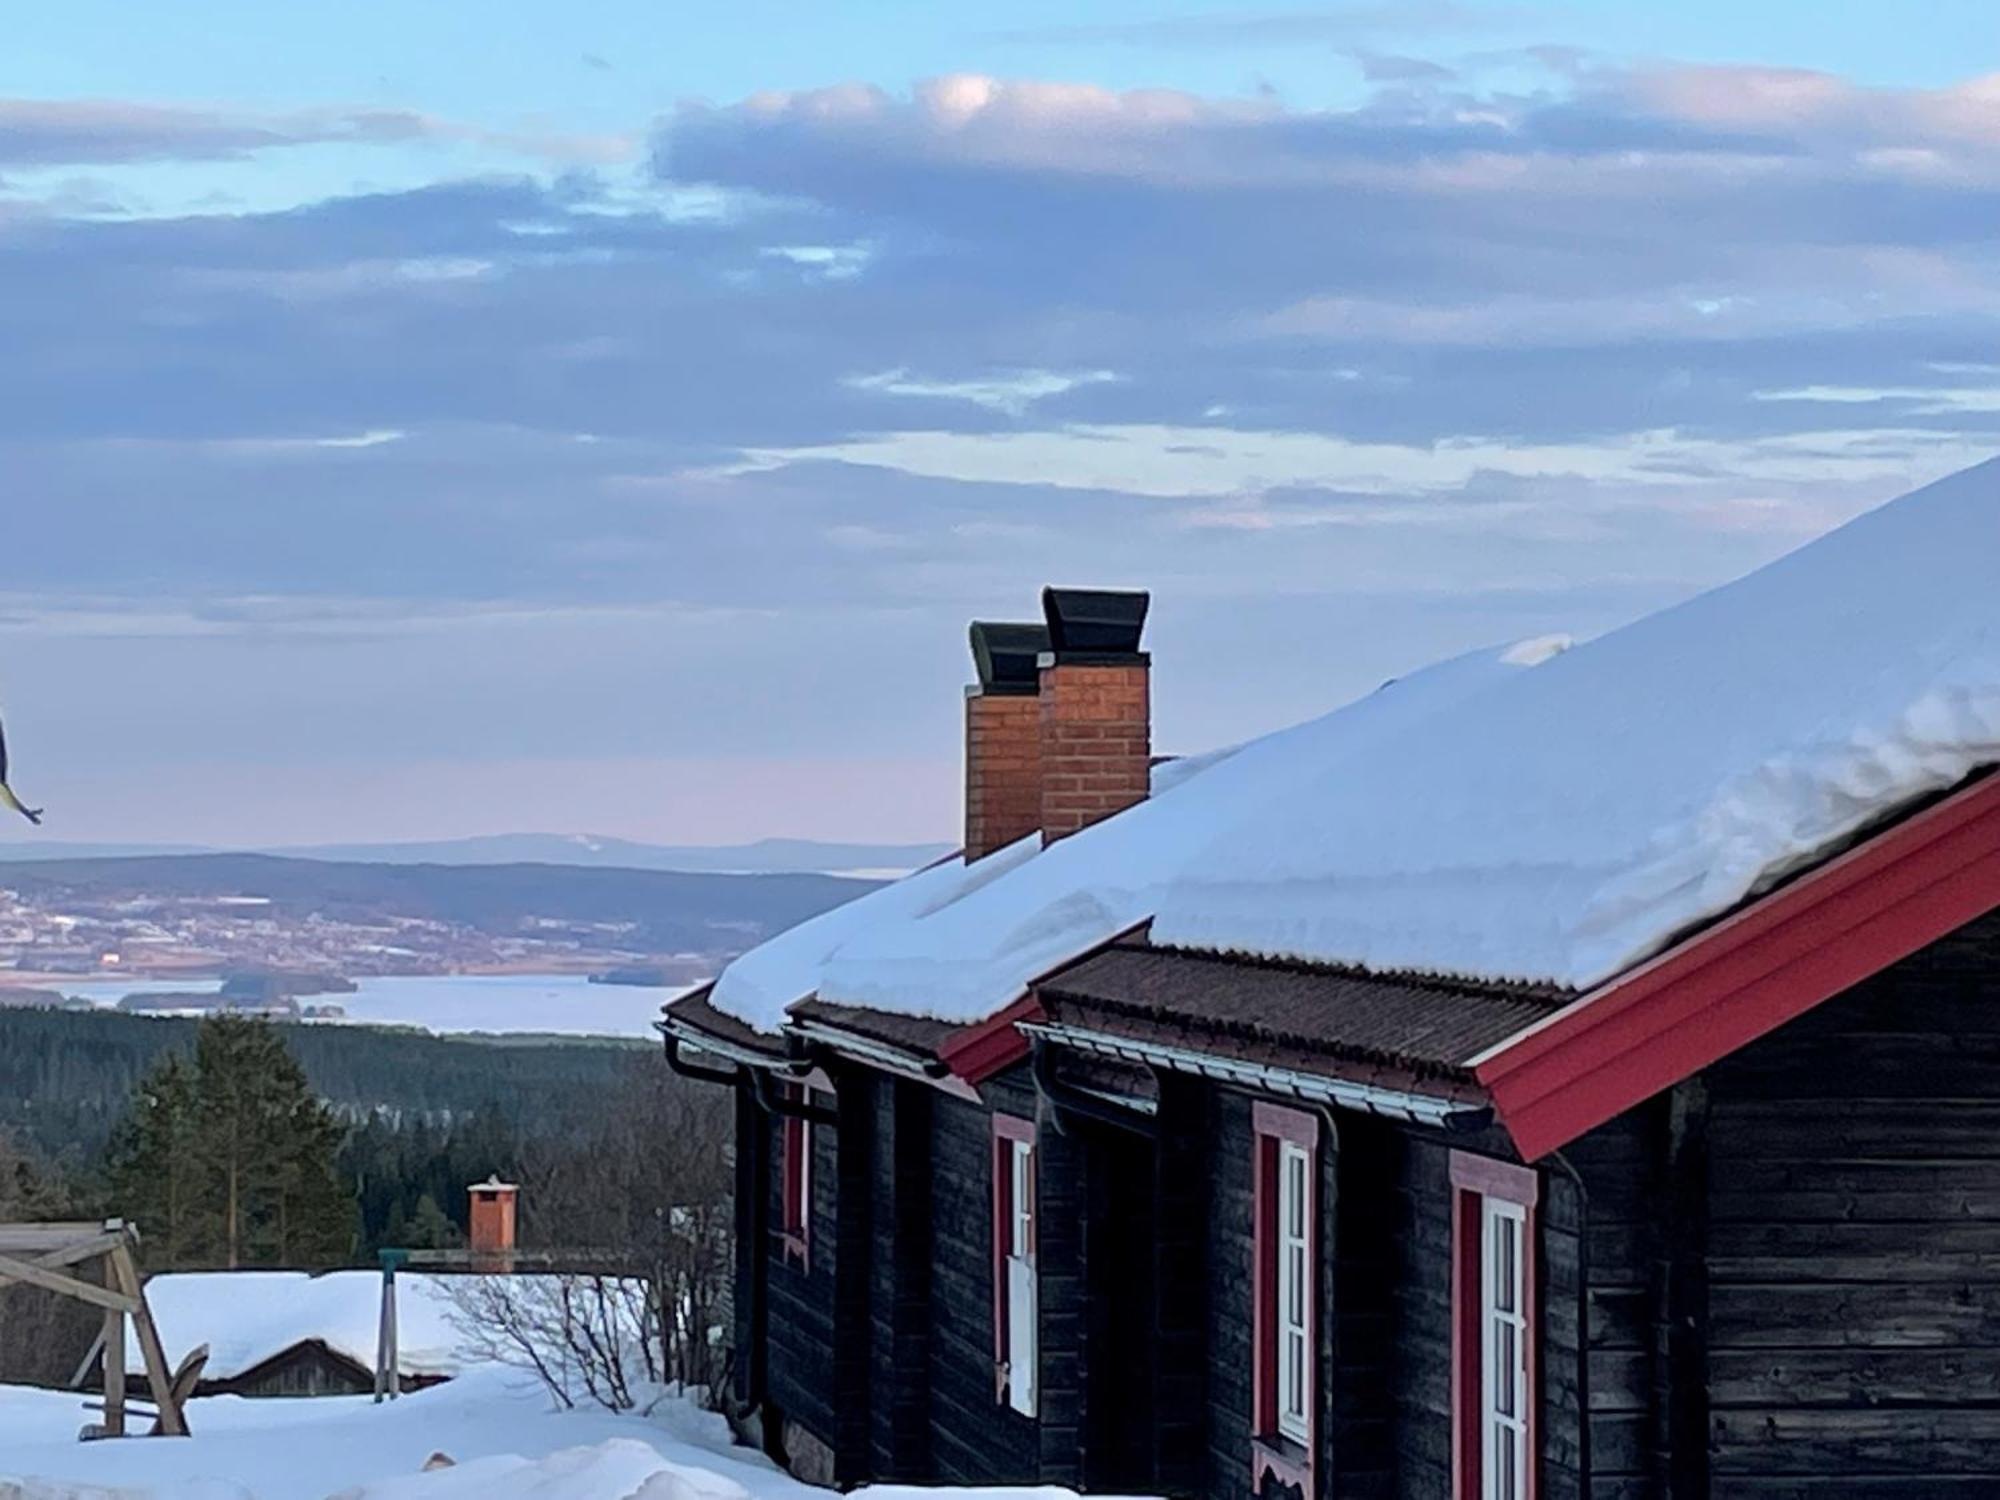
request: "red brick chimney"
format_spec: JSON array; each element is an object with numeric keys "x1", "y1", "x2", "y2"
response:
[
  {"x1": 468, "y1": 1175, "x2": 518, "y2": 1272},
  {"x1": 1038, "y1": 588, "x2": 1151, "y2": 843},
  {"x1": 965, "y1": 621, "x2": 1049, "y2": 861}
]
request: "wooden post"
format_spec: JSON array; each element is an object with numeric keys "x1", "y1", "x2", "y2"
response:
[
  {"x1": 101, "y1": 1253, "x2": 127, "y2": 1439},
  {"x1": 112, "y1": 1242, "x2": 187, "y2": 1437},
  {"x1": 375, "y1": 1252, "x2": 403, "y2": 1402}
]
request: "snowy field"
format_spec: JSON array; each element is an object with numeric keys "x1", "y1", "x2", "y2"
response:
[
  {"x1": 51, "y1": 975, "x2": 697, "y2": 1041},
  {"x1": 0, "y1": 1368, "x2": 1138, "y2": 1500},
  {"x1": 0, "y1": 1365, "x2": 825, "y2": 1500}
]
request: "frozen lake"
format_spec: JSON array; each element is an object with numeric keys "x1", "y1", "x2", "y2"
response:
[{"x1": 46, "y1": 972, "x2": 699, "y2": 1041}]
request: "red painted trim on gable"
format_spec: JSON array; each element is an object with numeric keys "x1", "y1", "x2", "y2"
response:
[
  {"x1": 1477, "y1": 772, "x2": 2000, "y2": 1162},
  {"x1": 939, "y1": 993, "x2": 1044, "y2": 1085}
]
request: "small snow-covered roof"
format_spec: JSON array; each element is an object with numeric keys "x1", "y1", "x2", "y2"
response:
[
  {"x1": 130, "y1": 1271, "x2": 479, "y2": 1381},
  {"x1": 709, "y1": 456, "x2": 2000, "y2": 1031}
]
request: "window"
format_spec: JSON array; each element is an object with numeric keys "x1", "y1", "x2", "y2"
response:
[
  {"x1": 992, "y1": 1115, "x2": 1038, "y2": 1416},
  {"x1": 1276, "y1": 1142, "x2": 1312, "y2": 1444},
  {"x1": 1252, "y1": 1103, "x2": 1317, "y2": 1490},
  {"x1": 1451, "y1": 1152, "x2": 1539, "y2": 1500},
  {"x1": 779, "y1": 1086, "x2": 812, "y2": 1266}
]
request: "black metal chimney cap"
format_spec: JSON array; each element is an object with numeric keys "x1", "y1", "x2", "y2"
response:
[
  {"x1": 1041, "y1": 587, "x2": 1150, "y2": 661},
  {"x1": 969, "y1": 621, "x2": 1051, "y2": 695}
]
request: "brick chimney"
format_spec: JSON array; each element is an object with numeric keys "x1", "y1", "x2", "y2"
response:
[
  {"x1": 468, "y1": 1175, "x2": 518, "y2": 1272},
  {"x1": 1038, "y1": 587, "x2": 1151, "y2": 843},
  {"x1": 965, "y1": 621, "x2": 1049, "y2": 861}
]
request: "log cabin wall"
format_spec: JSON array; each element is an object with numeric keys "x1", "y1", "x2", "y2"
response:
[
  {"x1": 864, "y1": 1071, "x2": 934, "y2": 1482},
  {"x1": 926, "y1": 1069, "x2": 1042, "y2": 1483},
  {"x1": 1380, "y1": 1111, "x2": 1669, "y2": 1500},
  {"x1": 763, "y1": 1087, "x2": 842, "y2": 1480},
  {"x1": 1700, "y1": 907, "x2": 2000, "y2": 1498}
]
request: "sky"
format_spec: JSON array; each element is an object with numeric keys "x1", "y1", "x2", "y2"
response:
[{"x1": 4, "y1": 1, "x2": 1999, "y2": 847}]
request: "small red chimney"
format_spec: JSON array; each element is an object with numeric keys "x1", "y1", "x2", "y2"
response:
[
  {"x1": 1038, "y1": 588, "x2": 1151, "y2": 843},
  {"x1": 965, "y1": 621, "x2": 1049, "y2": 861},
  {"x1": 468, "y1": 1175, "x2": 518, "y2": 1271}
]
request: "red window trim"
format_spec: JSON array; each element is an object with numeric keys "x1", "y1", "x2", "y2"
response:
[
  {"x1": 991, "y1": 1112, "x2": 1037, "y2": 1404},
  {"x1": 779, "y1": 1085, "x2": 813, "y2": 1267},
  {"x1": 1450, "y1": 1151, "x2": 1539, "y2": 1500},
  {"x1": 1251, "y1": 1101, "x2": 1318, "y2": 1494}
]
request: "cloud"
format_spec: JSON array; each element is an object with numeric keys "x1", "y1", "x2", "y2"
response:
[
  {"x1": 13, "y1": 61, "x2": 2000, "y2": 841},
  {"x1": 984, "y1": 4, "x2": 1528, "y2": 48},
  {"x1": 845, "y1": 368, "x2": 1120, "y2": 415},
  {"x1": 0, "y1": 98, "x2": 637, "y2": 168}
]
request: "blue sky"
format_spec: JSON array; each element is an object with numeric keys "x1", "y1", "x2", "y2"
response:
[{"x1": 5, "y1": 3, "x2": 1999, "y2": 844}]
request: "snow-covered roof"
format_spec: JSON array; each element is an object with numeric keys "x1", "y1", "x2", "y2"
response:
[
  {"x1": 710, "y1": 639, "x2": 1556, "y2": 1031},
  {"x1": 712, "y1": 456, "x2": 2000, "y2": 1030},
  {"x1": 130, "y1": 1271, "x2": 480, "y2": 1381},
  {"x1": 1150, "y1": 457, "x2": 2000, "y2": 989}
]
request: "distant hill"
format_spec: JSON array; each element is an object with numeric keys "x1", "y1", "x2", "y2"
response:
[
  {"x1": 0, "y1": 834, "x2": 951, "y2": 875},
  {"x1": 0, "y1": 853, "x2": 882, "y2": 954}
]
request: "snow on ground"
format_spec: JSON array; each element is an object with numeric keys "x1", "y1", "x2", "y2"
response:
[
  {"x1": 130, "y1": 1273, "x2": 477, "y2": 1383},
  {"x1": 0, "y1": 1368, "x2": 1144, "y2": 1500},
  {"x1": 712, "y1": 455, "x2": 2000, "y2": 1023},
  {"x1": 0, "y1": 1366, "x2": 820, "y2": 1500}
]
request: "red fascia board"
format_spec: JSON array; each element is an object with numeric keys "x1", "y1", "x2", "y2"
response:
[
  {"x1": 938, "y1": 993, "x2": 1045, "y2": 1084},
  {"x1": 1478, "y1": 772, "x2": 2000, "y2": 1161}
]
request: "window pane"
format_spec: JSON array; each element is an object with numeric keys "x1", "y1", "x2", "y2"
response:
[
  {"x1": 1496, "y1": 1321, "x2": 1517, "y2": 1416},
  {"x1": 1494, "y1": 1217, "x2": 1516, "y2": 1313},
  {"x1": 1498, "y1": 1429, "x2": 1517, "y2": 1499}
]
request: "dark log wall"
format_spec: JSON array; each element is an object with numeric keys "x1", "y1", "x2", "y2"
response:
[
  {"x1": 1549, "y1": 1107, "x2": 1670, "y2": 1500},
  {"x1": 865, "y1": 1072, "x2": 934, "y2": 1481},
  {"x1": 1701, "y1": 909, "x2": 2000, "y2": 1499},
  {"x1": 763, "y1": 1090, "x2": 841, "y2": 1466},
  {"x1": 1388, "y1": 1129, "x2": 1465, "y2": 1500},
  {"x1": 1380, "y1": 1112, "x2": 1667, "y2": 1500},
  {"x1": 732, "y1": 1083, "x2": 762, "y2": 1414},
  {"x1": 927, "y1": 1070, "x2": 1041, "y2": 1483}
]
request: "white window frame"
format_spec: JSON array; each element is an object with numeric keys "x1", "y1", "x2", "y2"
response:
[
  {"x1": 1275, "y1": 1140, "x2": 1312, "y2": 1445},
  {"x1": 1480, "y1": 1196, "x2": 1529, "y2": 1500},
  {"x1": 1010, "y1": 1138, "x2": 1035, "y2": 1259},
  {"x1": 994, "y1": 1118, "x2": 1038, "y2": 1418}
]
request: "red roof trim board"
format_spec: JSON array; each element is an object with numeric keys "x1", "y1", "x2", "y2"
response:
[
  {"x1": 939, "y1": 993, "x2": 1045, "y2": 1084},
  {"x1": 1476, "y1": 771, "x2": 2000, "y2": 1162}
]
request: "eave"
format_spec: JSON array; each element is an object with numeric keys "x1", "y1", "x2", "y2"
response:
[{"x1": 1475, "y1": 769, "x2": 2000, "y2": 1161}]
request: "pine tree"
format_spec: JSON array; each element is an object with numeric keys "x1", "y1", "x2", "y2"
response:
[
  {"x1": 102, "y1": 1051, "x2": 202, "y2": 1265},
  {"x1": 106, "y1": 1017, "x2": 357, "y2": 1269}
]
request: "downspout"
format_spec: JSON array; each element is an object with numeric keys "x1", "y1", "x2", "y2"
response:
[
  {"x1": 749, "y1": 1064, "x2": 841, "y2": 1128},
  {"x1": 1544, "y1": 1150, "x2": 1592, "y2": 1500},
  {"x1": 657, "y1": 1029, "x2": 773, "y2": 1431},
  {"x1": 1030, "y1": 1036, "x2": 1159, "y2": 1137},
  {"x1": 664, "y1": 1032, "x2": 747, "y2": 1088}
]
